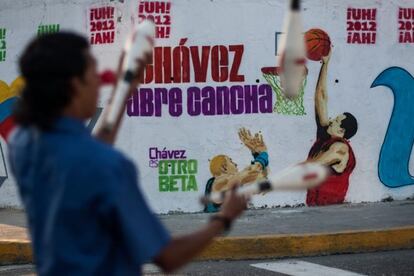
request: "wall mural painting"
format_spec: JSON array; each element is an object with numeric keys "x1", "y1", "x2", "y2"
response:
[
  {"x1": 0, "y1": 77, "x2": 24, "y2": 187},
  {"x1": 37, "y1": 24, "x2": 60, "y2": 36},
  {"x1": 203, "y1": 128, "x2": 269, "y2": 213},
  {"x1": 148, "y1": 147, "x2": 199, "y2": 192},
  {"x1": 0, "y1": 28, "x2": 6, "y2": 62},
  {"x1": 0, "y1": 1, "x2": 413, "y2": 211},
  {"x1": 138, "y1": 0, "x2": 171, "y2": 39},
  {"x1": 89, "y1": 5, "x2": 117, "y2": 45},
  {"x1": 303, "y1": 32, "x2": 357, "y2": 206},
  {"x1": 371, "y1": 67, "x2": 414, "y2": 188},
  {"x1": 262, "y1": 28, "x2": 330, "y2": 116}
]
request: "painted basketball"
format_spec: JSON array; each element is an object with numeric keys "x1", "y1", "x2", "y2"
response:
[{"x1": 305, "y1": 29, "x2": 331, "y2": 61}]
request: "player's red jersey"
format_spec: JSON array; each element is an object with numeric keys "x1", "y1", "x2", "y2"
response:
[{"x1": 306, "y1": 137, "x2": 356, "y2": 206}]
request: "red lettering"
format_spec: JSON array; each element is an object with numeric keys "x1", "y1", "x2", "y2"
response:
[
  {"x1": 173, "y1": 39, "x2": 190, "y2": 83},
  {"x1": 155, "y1": 2, "x2": 167, "y2": 13},
  {"x1": 361, "y1": 32, "x2": 371, "y2": 44},
  {"x1": 138, "y1": 2, "x2": 144, "y2": 13},
  {"x1": 352, "y1": 9, "x2": 361, "y2": 20},
  {"x1": 361, "y1": 9, "x2": 372, "y2": 20},
  {"x1": 163, "y1": 47, "x2": 172, "y2": 83},
  {"x1": 229, "y1": 45, "x2": 245, "y2": 82},
  {"x1": 211, "y1": 45, "x2": 229, "y2": 82},
  {"x1": 102, "y1": 31, "x2": 111, "y2": 43},
  {"x1": 156, "y1": 26, "x2": 166, "y2": 38},
  {"x1": 351, "y1": 32, "x2": 361, "y2": 44},
  {"x1": 154, "y1": 47, "x2": 163, "y2": 83},
  {"x1": 191, "y1": 46, "x2": 210, "y2": 82},
  {"x1": 143, "y1": 55, "x2": 154, "y2": 84},
  {"x1": 403, "y1": 31, "x2": 413, "y2": 43},
  {"x1": 90, "y1": 8, "x2": 97, "y2": 21}
]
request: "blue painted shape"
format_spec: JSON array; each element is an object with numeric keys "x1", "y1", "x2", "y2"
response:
[
  {"x1": 0, "y1": 97, "x2": 17, "y2": 123},
  {"x1": 371, "y1": 67, "x2": 414, "y2": 187}
]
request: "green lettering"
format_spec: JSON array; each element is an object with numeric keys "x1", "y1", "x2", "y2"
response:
[
  {"x1": 158, "y1": 160, "x2": 168, "y2": 174},
  {"x1": 188, "y1": 159, "x2": 198, "y2": 174},
  {"x1": 187, "y1": 175, "x2": 198, "y2": 191},
  {"x1": 169, "y1": 175, "x2": 180, "y2": 192},
  {"x1": 177, "y1": 160, "x2": 187, "y2": 174},
  {"x1": 180, "y1": 175, "x2": 188, "y2": 191},
  {"x1": 159, "y1": 176, "x2": 169, "y2": 192},
  {"x1": 170, "y1": 160, "x2": 177, "y2": 174}
]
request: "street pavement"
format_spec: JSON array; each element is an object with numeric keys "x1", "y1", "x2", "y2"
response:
[
  {"x1": 2, "y1": 199, "x2": 413, "y2": 236},
  {"x1": 1, "y1": 249, "x2": 413, "y2": 275},
  {"x1": 0, "y1": 199, "x2": 413, "y2": 269}
]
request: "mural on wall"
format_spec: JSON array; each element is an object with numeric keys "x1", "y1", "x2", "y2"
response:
[
  {"x1": 138, "y1": 0, "x2": 171, "y2": 39},
  {"x1": 204, "y1": 128, "x2": 269, "y2": 212},
  {"x1": 0, "y1": 77, "x2": 24, "y2": 187},
  {"x1": 261, "y1": 66, "x2": 307, "y2": 116},
  {"x1": 89, "y1": 5, "x2": 117, "y2": 45},
  {"x1": 148, "y1": 147, "x2": 199, "y2": 192},
  {"x1": 0, "y1": 0, "x2": 413, "y2": 211},
  {"x1": 127, "y1": 40, "x2": 274, "y2": 117},
  {"x1": 371, "y1": 67, "x2": 414, "y2": 188},
  {"x1": 399, "y1": 7, "x2": 414, "y2": 43},
  {"x1": 305, "y1": 47, "x2": 358, "y2": 206},
  {"x1": 37, "y1": 24, "x2": 59, "y2": 36},
  {"x1": 346, "y1": 8, "x2": 377, "y2": 44},
  {"x1": 261, "y1": 28, "x2": 330, "y2": 116},
  {"x1": 0, "y1": 28, "x2": 6, "y2": 62}
]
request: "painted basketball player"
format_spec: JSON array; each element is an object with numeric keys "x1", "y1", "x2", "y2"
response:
[
  {"x1": 204, "y1": 128, "x2": 269, "y2": 212},
  {"x1": 306, "y1": 49, "x2": 358, "y2": 206}
]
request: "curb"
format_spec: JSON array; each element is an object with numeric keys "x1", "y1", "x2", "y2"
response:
[
  {"x1": 0, "y1": 239, "x2": 32, "y2": 265},
  {"x1": 0, "y1": 226, "x2": 413, "y2": 264},
  {"x1": 196, "y1": 226, "x2": 414, "y2": 260}
]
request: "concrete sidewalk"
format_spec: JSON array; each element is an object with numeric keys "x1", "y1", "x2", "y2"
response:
[{"x1": 0, "y1": 200, "x2": 413, "y2": 264}]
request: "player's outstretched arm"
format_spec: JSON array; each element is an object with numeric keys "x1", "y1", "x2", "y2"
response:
[
  {"x1": 153, "y1": 187, "x2": 248, "y2": 273},
  {"x1": 315, "y1": 49, "x2": 331, "y2": 127}
]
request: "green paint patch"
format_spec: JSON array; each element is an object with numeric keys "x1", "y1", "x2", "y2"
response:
[
  {"x1": 37, "y1": 24, "x2": 60, "y2": 36},
  {"x1": 158, "y1": 159, "x2": 198, "y2": 192},
  {"x1": 0, "y1": 28, "x2": 6, "y2": 62}
]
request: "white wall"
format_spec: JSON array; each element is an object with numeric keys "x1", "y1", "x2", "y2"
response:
[{"x1": 0, "y1": 0, "x2": 413, "y2": 213}]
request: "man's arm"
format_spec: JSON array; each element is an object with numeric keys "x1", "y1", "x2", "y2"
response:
[
  {"x1": 310, "y1": 142, "x2": 349, "y2": 173},
  {"x1": 154, "y1": 188, "x2": 247, "y2": 273},
  {"x1": 315, "y1": 52, "x2": 331, "y2": 128}
]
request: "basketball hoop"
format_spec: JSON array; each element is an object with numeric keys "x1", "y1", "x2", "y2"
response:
[{"x1": 261, "y1": 66, "x2": 307, "y2": 116}]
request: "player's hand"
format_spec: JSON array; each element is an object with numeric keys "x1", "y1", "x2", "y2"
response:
[
  {"x1": 220, "y1": 185, "x2": 249, "y2": 221},
  {"x1": 321, "y1": 48, "x2": 332, "y2": 64},
  {"x1": 252, "y1": 132, "x2": 267, "y2": 153},
  {"x1": 238, "y1": 127, "x2": 256, "y2": 152}
]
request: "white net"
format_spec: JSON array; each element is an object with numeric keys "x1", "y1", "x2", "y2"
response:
[{"x1": 262, "y1": 72, "x2": 307, "y2": 116}]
